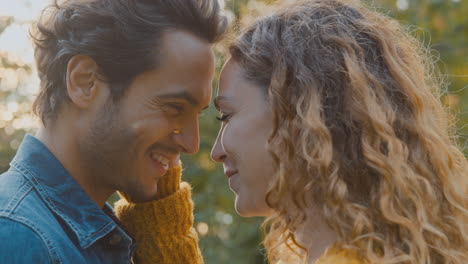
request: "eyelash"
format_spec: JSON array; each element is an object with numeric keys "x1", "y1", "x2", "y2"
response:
[
  {"x1": 164, "y1": 103, "x2": 206, "y2": 117},
  {"x1": 216, "y1": 113, "x2": 231, "y2": 122},
  {"x1": 165, "y1": 103, "x2": 185, "y2": 115}
]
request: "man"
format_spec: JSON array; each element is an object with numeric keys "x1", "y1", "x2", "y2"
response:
[{"x1": 0, "y1": 0, "x2": 226, "y2": 262}]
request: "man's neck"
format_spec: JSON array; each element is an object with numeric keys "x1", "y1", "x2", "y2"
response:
[{"x1": 35, "y1": 124, "x2": 113, "y2": 208}]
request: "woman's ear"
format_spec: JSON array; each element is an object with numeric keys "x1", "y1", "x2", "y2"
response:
[{"x1": 66, "y1": 55, "x2": 102, "y2": 109}]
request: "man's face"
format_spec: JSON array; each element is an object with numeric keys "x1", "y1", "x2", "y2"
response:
[{"x1": 80, "y1": 31, "x2": 214, "y2": 202}]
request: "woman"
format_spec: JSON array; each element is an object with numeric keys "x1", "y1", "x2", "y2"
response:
[{"x1": 211, "y1": 0, "x2": 467, "y2": 263}]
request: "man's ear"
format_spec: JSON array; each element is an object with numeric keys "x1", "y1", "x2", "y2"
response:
[{"x1": 66, "y1": 55, "x2": 103, "y2": 109}]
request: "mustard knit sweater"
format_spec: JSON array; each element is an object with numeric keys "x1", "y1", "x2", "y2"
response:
[{"x1": 114, "y1": 165, "x2": 365, "y2": 264}]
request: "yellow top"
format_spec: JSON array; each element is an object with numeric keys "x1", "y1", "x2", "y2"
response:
[
  {"x1": 315, "y1": 245, "x2": 365, "y2": 264},
  {"x1": 114, "y1": 165, "x2": 365, "y2": 264}
]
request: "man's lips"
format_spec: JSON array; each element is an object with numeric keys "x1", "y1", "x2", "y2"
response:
[
  {"x1": 224, "y1": 169, "x2": 238, "y2": 178},
  {"x1": 149, "y1": 152, "x2": 180, "y2": 168}
]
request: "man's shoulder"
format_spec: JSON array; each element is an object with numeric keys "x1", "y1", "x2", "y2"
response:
[
  {"x1": 0, "y1": 168, "x2": 41, "y2": 209},
  {"x1": 0, "y1": 170, "x2": 62, "y2": 262},
  {"x1": 0, "y1": 168, "x2": 57, "y2": 235},
  {"x1": 0, "y1": 217, "x2": 53, "y2": 263},
  {"x1": 0, "y1": 168, "x2": 33, "y2": 210}
]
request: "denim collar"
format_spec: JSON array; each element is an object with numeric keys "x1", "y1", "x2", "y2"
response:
[{"x1": 10, "y1": 135, "x2": 122, "y2": 249}]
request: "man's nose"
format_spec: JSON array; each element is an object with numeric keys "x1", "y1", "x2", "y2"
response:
[{"x1": 174, "y1": 118, "x2": 200, "y2": 155}]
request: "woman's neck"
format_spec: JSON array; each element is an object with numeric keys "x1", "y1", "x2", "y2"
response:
[{"x1": 293, "y1": 206, "x2": 338, "y2": 263}]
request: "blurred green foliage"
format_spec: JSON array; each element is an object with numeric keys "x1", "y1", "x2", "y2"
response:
[{"x1": 0, "y1": 0, "x2": 466, "y2": 263}]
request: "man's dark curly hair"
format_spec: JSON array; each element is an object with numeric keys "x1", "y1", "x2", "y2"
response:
[{"x1": 32, "y1": 0, "x2": 227, "y2": 125}]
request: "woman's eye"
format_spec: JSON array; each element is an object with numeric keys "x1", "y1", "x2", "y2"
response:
[{"x1": 216, "y1": 113, "x2": 231, "y2": 122}]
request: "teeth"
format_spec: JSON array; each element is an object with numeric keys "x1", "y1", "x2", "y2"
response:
[{"x1": 151, "y1": 153, "x2": 169, "y2": 169}]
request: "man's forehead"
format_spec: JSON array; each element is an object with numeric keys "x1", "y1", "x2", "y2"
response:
[
  {"x1": 160, "y1": 30, "x2": 214, "y2": 66},
  {"x1": 142, "y1": 30, "x2": 214, "y2": 109}
]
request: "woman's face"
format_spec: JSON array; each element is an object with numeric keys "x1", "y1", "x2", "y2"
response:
[{"x1": 211, "y1": 59, "x2": 275, "y2": 217}]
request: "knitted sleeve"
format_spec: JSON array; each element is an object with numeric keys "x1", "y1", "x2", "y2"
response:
[{"x1": 114, "y1": 166, "x2": 204, "y2": 264}]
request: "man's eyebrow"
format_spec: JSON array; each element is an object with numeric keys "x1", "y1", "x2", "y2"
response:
[{"x1": 157, "y1": 91, "x2": 199, "y2": 107}]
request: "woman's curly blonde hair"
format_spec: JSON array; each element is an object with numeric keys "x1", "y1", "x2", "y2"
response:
[{"x1": 228, "y1": 0, "x2": 468, "y2": 263}]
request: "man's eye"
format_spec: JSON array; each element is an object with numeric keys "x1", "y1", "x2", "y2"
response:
[
  {"x1": 216, "y1": 113, "x2": 231, "y2": 122},
  {"x1": 164, "y1": 104, "x2": 184, "y2": 115}
]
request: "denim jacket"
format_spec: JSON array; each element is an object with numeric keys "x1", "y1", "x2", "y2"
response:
[{"x1": 0, "y1": 135, "x2": 135, "y2": 263}]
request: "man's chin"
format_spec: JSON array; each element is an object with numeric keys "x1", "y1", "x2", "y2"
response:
[{"x1": 117, "y1": 187, "x2": 158, "y2": 203}]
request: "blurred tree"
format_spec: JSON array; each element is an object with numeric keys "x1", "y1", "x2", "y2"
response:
[
  {"x1": 0, "y1": 1, "x2": 466, "y2": 264},
  {"x1": 0, "y1": 16, "x2": 35, "y2": 173}
]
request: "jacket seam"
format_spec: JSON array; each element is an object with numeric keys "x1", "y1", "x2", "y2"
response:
[{"x1": 0, "y1": 177, "x2": 33, "y2": 216}]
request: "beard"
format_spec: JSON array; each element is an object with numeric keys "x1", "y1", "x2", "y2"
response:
[{"x1": 77, "y1": 99, "x2": 147, "y2": 202}]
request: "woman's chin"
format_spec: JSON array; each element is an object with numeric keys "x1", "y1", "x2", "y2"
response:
[{"x1": 235, "y1": 198, "x2": 274, "y2": 218}]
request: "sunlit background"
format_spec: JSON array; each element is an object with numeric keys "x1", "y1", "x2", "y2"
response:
[{"x1": 0, "y1": 0, "x2": 466, "y2": 263}]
